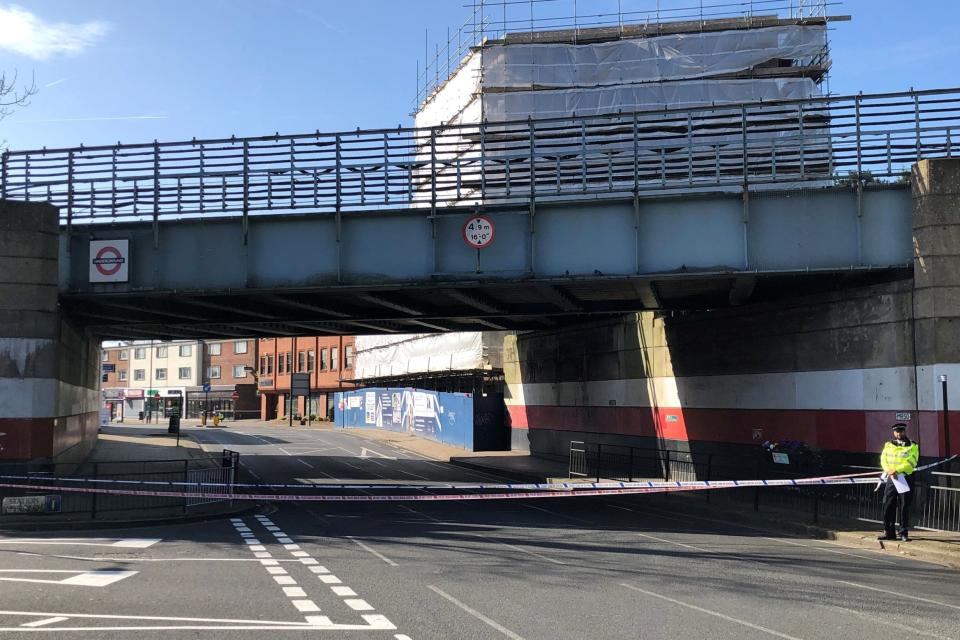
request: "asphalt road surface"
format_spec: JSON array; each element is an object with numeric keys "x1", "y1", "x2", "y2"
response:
[{"x1": 1, "y1": 424, "x2": 958, "y2": 639}]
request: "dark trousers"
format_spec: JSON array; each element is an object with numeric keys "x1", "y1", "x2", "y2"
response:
[{"x1": 882, "y1": 474, "x2": 915, "y2": 535}]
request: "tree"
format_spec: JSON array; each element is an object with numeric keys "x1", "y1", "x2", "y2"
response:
[{"x1": 0, "y1": 70, "x2": 36, "y2": 151}]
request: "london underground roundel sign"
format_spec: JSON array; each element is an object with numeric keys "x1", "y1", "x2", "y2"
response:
[
  {"x1": 462, "y1": 215, "x2": 495, "y2": 249},
  {"x1": 89, "y1": 239, "x2": 130, "y2": 283}
]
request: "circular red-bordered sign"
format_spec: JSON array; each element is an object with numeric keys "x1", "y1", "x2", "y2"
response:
[
  {"x1": 462, "y1": 215, "x2": 495, "y2": 249},
  {"x1": 93, "y1": 245, "x2": 125, "y2": 276}
]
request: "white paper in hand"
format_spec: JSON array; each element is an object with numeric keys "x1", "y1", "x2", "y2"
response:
[{"x1": 891, "y1": 473, "x2": 911, "y2": 494}]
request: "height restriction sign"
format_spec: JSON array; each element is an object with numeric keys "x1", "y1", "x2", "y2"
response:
[
  {"x1": 462, "y1": 216, "x2": 495, "y2": 249},
  {"x1": 89, "y1": 239, "x2": 130, "y2": 283}
]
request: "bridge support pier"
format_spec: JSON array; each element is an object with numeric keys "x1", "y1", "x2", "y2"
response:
[
  {"x1": 0, "y1": 201, "x2": 99, "y2": 463},
  {"x1": 505, "y1": 158, "x2": 960, "y2": 460}
]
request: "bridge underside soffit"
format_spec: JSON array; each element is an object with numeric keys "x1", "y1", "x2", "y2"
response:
[{"x1": 63, "y1": 270, "x2": 909, "y2": 340}]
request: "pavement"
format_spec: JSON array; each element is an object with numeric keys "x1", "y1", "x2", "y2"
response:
[{"x1": 0, "y1": 422, "x2": 957, "y2": 639}]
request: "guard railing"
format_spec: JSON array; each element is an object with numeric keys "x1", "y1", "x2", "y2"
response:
[{"x1": 1, "y1": 87, "x2": 958, "y2": 227}]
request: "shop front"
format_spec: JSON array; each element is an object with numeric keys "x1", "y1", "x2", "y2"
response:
[
  {"x1": 102, "y1": 388, "x2": 125, "y2": 421},
  {"x1": 145, "y1": 389, "x2": 184, "y2": 418},
  {"x1": 186, "y1": 388, "x2": 237, "y2": 419}
]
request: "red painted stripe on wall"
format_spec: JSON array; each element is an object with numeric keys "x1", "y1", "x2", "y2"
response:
[
  {"x1": 508, "y1": 405, "x2": 960, "y2": 456},
  {"x1": 0, "y1": 411, "x2": 99, "y2": 460}
]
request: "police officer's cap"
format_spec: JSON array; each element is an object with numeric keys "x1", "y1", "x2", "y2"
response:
[{"x1": 891, "y1": 423, "x2": 907, "y2": 432}]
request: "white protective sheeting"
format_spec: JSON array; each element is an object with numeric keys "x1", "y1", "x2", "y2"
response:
[
  {"x1": 416, "y1": 53, "x2": 483, "y2": 129},
  {"x1": 482, "y1": 77, "x2": 819, "y2": 120},
  {"x1": 355, "y1": 332, "x2": 503, "y2": 380},
  {"x1": 481, "y1": 26, "x2": 826, "y2": 89}
]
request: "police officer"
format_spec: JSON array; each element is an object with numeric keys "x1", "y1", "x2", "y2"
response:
[{"x1": 878, "y1": 423, "x2": 920, "y2": 542}]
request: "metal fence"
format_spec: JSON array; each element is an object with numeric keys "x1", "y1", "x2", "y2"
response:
[
  {"x1": 568, "y1": 441, "x2": 960, "y2": 533},
  {"x1": 0, "y1": 450, "x2": 240, "y2": 520},
  {"x1": 1, "y1": 88, "x2": 958, "y2": 228}
]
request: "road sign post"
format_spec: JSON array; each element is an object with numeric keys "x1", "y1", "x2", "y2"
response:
[{"x1": 291, "y1": 373, "x2": 310, "y2": 427}]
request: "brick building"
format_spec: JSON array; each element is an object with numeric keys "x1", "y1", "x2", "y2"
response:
[
  {"x1": 257, "y1": 336, "x2": 355, "y2": 421},
  {"x1": 185, "y1": 338, "x2": 259, "y2": 420}
]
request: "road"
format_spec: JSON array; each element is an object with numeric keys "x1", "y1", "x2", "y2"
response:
[{"x1": 0, "y1": 423, "x2": 957, "y2": 639}]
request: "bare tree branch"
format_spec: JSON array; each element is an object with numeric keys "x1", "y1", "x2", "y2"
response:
[{"x1": 0, "y1": 69, "x2": 38, "y2": 120}]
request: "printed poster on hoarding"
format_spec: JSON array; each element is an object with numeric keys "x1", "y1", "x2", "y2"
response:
[{"x1": 364, "y1": 392, "x2": 376, "y2": 423}]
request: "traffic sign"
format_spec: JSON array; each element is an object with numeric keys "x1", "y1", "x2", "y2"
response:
[
  {"x1": 291, "y1": 373, "x2": 310, "y2": 397},
  {"x1": 102, "y1": 363, "x2": 116, "y2": 372},
  {"x1": 202, "y1": 383, "x2": 211, "y2": 393},
  {"x1": 462, "y1": 215, "x2": 495, "y2": 249},
  {"x1": 89, "y1": 239, "x2": 130, "y2": 283},
  {"x1": 231, "y1": 391, "x2": 239, "y2": 400}
]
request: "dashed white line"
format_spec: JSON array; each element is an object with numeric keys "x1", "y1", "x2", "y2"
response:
[
  {"x1": 344, "y1": 599, "x2": 374, "y2": 611},
  {"x1": 836, "y1": 581, "x2": 960, "y2": 611},
  {"x1": 282, "y1": 586, "x2": 307, "y2": 598},
  {"x1": 319, "y1": 575, "x2": 342, "y2": 584},
  {"x1": 428, "y1": 585, "x2": 526, "y2": 640},
  {"x1": 347, "y1": 536, "x2": 399, "y2": 567},
  {"x1": 620, "y1": 583, "x2": 804, "y2": 640},
  {"x1": 292, "y1": 600, "x2": 321, "y2": 613},
  {"x1": 331, "y1": 586, "x2": 357, "y2": 597},
  {"x1": 274, "y1": 576, "x2": 297, "y2": 586}
]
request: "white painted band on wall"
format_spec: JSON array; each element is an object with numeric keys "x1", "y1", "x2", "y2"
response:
[
  {"x1": 0, "y1": 378, "x2": 100, "y2": 418},
  {"x1": 507, "y1": 364, "x2": 960, "y2": 412}
]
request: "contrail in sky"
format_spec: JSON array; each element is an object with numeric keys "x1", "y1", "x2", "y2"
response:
[{"x1": 13, "y1": 115, "x2": 169, "y2": 123}]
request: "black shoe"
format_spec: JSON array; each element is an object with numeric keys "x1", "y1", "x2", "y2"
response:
[
  {"x1": 878, "y1": 533, "x2": 897, "y2": 541},
  {"x1": 899, "y1": 533, "x2": 910, "y2": 542}
]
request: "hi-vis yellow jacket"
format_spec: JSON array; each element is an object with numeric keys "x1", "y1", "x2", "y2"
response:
[{"x1": 881, "y1": 440, "x2": 920, "y2": 475}]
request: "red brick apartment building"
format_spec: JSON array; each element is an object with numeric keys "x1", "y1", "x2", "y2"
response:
[{"x1": 257, "y1": 336, "x2": 356, "y2": 420}]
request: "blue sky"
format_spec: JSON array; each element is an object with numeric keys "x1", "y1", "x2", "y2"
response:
[{"x1": 0, "y1": 0, "x2": 957, "y2": 151}]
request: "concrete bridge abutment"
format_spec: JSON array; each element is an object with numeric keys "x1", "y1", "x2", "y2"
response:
[
  {"x1": 0, "y1": 201, "x2": 99, "y2": 463},
  {"x1": 505, "y1": 158, "x2": 960, "y2": 460}
]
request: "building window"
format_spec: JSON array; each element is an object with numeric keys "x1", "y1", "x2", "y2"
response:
[
  {"x1": 101, "y1": 350, "x2": 109, "y2": 361},
  {"x1": 179, "y1": 344, "x2": 192, "y2": 357},
  {"x1": 267, "y1": 355, "x2": 273, "y2": 375},
  {"x1": 331, "y1": 347, "x2": 338, "y2": 371},
  {"x1": 101, "y1": 373, "x2": 108, "y2": 382},
  {"x1": 208, "y1": 365, "x2": 221, "y2": 379},
  {"x1": 286, "y1": 352, "x2": 292, "y2": 373},
  {"x1": 156, "y1": 346, "x2": 167, "y2": 358},
  {"x1": 298, "y1": 351, "x2": 305, "y2": 373},
  {"x1": 345, "y1": 345, "x2": 354, "y2": 369},
  {"x1": 208, "y1": 343, "x2": 221, "y2": 356},
  {"x1": 307, "y1": 350, "x2": 315, "y2": 372},
  {"x1": 134, "y1": 369, "x2": 145, "y2": 381},
  {"x1": 259, "y1": 356, "x2": 266, "y2": 375},
  {"x1": 233, "y1": 365, "x2": 246, "y2": 378},
  {"x1": 278, "y1": 353, "x2": 285, "y2": 375},
  {"x1": 156, "y1": 368, "x2": 167, "y2": 380},
  {"x1": 119, "y1": 349, "x2": 128, "y2": 361},
  {"x1": 234, "y1": 340, "x2": 248, "y2": 354},
  {"x1": 179, "y1": 367, "x2": 191, "y2": 380},
  {"x1": 320, "y1": 348, "x2": 328, "y2": 371},
  {"x1": 134, "y1": 347, "x2": 145, "y2": 359},
  {"x1": 119, "y1": 370, "x2": 127, "y2": 381}
]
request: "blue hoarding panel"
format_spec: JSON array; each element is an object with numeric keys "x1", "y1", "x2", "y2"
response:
[{"x1": 335, "y1": 387, "x2": 474, "y2": 450}]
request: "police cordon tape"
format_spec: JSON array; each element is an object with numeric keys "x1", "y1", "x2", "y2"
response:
[
  {"x1": 0, "y1": 453, "x2": 955, "y2": 503},
  {"x1": 0, "y1": 453, "x2": 954, "y2": 494}
]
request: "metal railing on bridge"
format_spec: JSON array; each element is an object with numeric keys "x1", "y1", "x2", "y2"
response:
[{"x1": 2, "y1": 87, "x2": 959, "y2": 226}]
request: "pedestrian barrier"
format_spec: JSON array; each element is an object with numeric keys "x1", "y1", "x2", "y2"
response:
[{"x1": 0, "y1": 452, "x2": 240, "y2": 519}]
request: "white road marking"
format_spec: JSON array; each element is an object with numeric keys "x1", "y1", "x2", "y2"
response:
[
  {"x1": 522, "y1": 503, "x2": 589, "y2": 524},
  {"x1": 0, "y1": 538, "x2": 160, "y2": 548},
  {"x1": 344, "y1": 599, "x2": 374, "y2": 611},
  {"x1": 761, "y1": 537, "x2": 897, "y2": 566},
  {"x1": 20, "y1": 617, "x2": 68, "y2": 628},
  {"x1": 466, "y1": 533, "x2": 566, "y2": 566},
  {"x1": 301, "y1": 559, "x2": 321, "y2": 567},
  {"x1": 297, "y1": 459, "x2": 315, "y2": 469},
  {"x1": 836, "y1": 580, "x2": 960, "y2": 611},
  {"x1": 267, "y1": 567, "x2": 287, "y2": 575},
  {"x1": 346, "y1": 536, "x2": 399, "y2": 567},
  {"x1": 308, "y1": 565, "x2": 330, "y2": 574},
  {"x1": 634, "y1": 531, "x2": 715, "y2": 554},
  {"x1": 331, "y1": 586, "x2": 357, "y2": 597},
  {"x1": 0, "y1": 610, "x2": 313, "y2": 625},
  {"x1": 283, "y1": 587, "x2": 307, "y2": 598},
  {"x1": 319, "y1": 575, "x2": 342, "y2": 584},
  {"x1": 274, "y1": 576, "x2": 297, "y2": 586},
  {"x1": 360, "y1": 447, "x2": 397, "y2": 460},
  {"x1": 824, "y1": 603, "x2": 953, "y2": 640},
  {"x1": 277, "y1": 537, "x2": 294, "y2": 544},
  {"x1": 284, "y1": 544, "x2": 301, "y2": 550},
  {"x1": 239, "y1": 461, "x2": 262, "y2": 480},
  {"x1": 0, "y1": 570, "x2": 137, "y2": 587},
  {"x1": 395, "y1": 635, "x2": 414, "y2": 640},
  {"x1": 292, "y1": 600, "x2": 321, "y2": 613},
  {"x1": 620, "y1": 583, "x2": 805, "y2": 640},
  {"x1": 428, "y1": 585, "x2": 526, "y2": 640}
]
